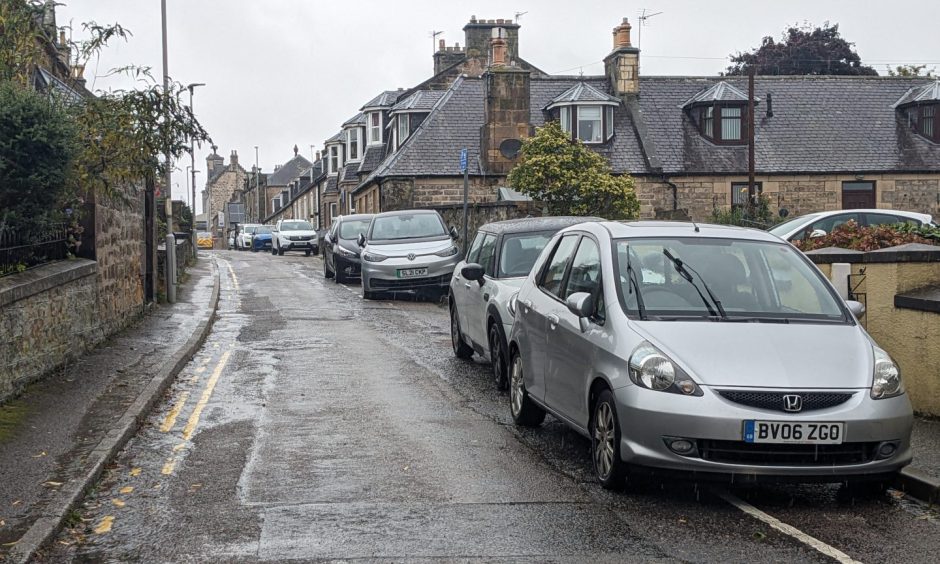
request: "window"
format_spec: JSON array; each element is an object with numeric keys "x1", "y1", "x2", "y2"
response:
[
  {"x1": 605, "y1": 106, "x2": 614, "y2": 141},
  {"x1": 922, "y1": 105, "x2": 935, "y2": 138},
  {"x1": 369, "y1": 112, "x2": 382, "y2": 144},
  {"x1": 560, "y1": 107, "x2": 571, "y2": 135},
  {"x1": 864, "y1": 213, "x2": 921, "y2": 228},
  {"x1": 498, "y1": 232, "x2": 554, "y2": 278},
  {"x1": 842, "y1": 181, "x2": 876, "y2": 209},
  {"x1": 369, "y1": 212, "x2": 447, "y2": 240},
  {"x1": 466, "y1": 232, "x2": 486, "y2": 262},
  {"x1": 397, "y1": 115, "x2": 409, "y2": 147},
  {"x1": 731, "y1": 182, "x2": 763, "y2": 209},
  {"x1": 272, "y1": 197, "x2": 281, "y2": 211},
  {"x1": 477, "y1": 234, "x2": 498, "y2": 276},
  {"x1": 329, "y1": 145, "x2": 341, "y2": 174},
  {"x1": 577, "y1": 106, "x2": 602, "y2": 143},
  {"x1": 347, "y1": 193, "x2": 355, "y2": 214},
  {"x1": 698, "y1": 104, "x2": 746, "y2": 143},
  {"x1": 564, "y1": 237, "x2": 601, "y2": 300},
  {"x1": 702, "y1": 107, "x2": 714, "y2": 137},
  {"x1": 721, "y1": 106, "x2": 742, "y2": 140},
  {"x1": 539, "y1": 234, "x2": 580, "y2": 298},
  {"x1": 346, "y1": 128, "x2": 360, "y2": 161},
  {"x1": 329, "y1": 202, "x2": 337, "y2": 221}
]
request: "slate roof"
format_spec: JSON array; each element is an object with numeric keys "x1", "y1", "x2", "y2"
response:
[
  {"x1": 544, "y1": 82, "x2": 619, "y2": 109},
  {"x1": 324, "y1": 175, "x2": 339, "y2": 194},
  {"x1": 343, "y1": 112, "x2": 366, "y2": 127},
  {"x1": 325, "y1": 130, "x2": 344, "y2": 144},
  {"x1": 266, "y1": 154, "x2": 313, "y2": 186},
  {"x1": 358, "y1": 146, "x2": 386, "y2": 175},
  {"x1": 360, "y1": 90, "x2": 404, "y2": 110},
  {"x1": 638, "y1": 76, "x2": 940, "y2": 175},
  {"x1": 339, "y1": 162, "x2": 360, "y2": 184},
  {"x1": 892, "y1": 80, "x2": 940, "y2": 107},
  {"x1": 679, "y1": 81, "x2": 754, "y2": 107},
  {"x1": 390, "y1": 90, "x2": 445, "y2": 113}
]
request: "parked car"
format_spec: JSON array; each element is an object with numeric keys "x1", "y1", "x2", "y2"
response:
[
  {"x1": 323, "y1": 214, "x2": 374, "y2": 283},
  {"x1": 251, "y1": 225, "x2": 273, "y2": 252},
  {"x1": 236, "y1": 223, "x2": 260, "y2": 250},
  {"x1": 357, "y1": 209, "x2": 460, "y2": 300},
  {"x1": 197, "y1": 232, "x2": 214, "y2": 250},
  {"x1": 273, "y1": 219, "x2": 318, "y2": 256},
  {"x1": 769, "y1": 209, "x2": 933, "y2": 243},
  {"x1": 507, "y1": 220, "x2": 912, "y2": 489},
  {"x1": 450, "y1": 217, "x2": 600, "y2": 390}
]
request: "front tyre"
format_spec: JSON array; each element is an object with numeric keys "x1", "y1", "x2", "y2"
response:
[
  {"x1": 509, "y1": 353, "x2": 545, "y2": 427},
  {"x1": 278, "y1": 247, "x2": 285, "y2": 256},
  {"x1": 591, "y1": 389, "x2": 627, "y2": 490},
  {"x1": 450, "y1": 301, "x2": 474, "y2": 360},
  {"x1": 489, "y1": 323, "x2": 508, "y2": 390},
  {"x1": 323, "y1": 255, "x2": 334, "y2": 279}
]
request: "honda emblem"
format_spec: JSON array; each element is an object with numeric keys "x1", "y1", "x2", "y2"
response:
[{"x1": 782, "y1": 394, "x2": 803, "y2": 412}]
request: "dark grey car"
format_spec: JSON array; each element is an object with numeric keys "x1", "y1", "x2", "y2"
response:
[{"x1": 323, "y1": 214, "x2": 374, "y2": 283}]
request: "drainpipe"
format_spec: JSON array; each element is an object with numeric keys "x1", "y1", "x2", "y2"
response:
[{"x1": 663, "y1": 177, "x2": 679, "y2": 211}]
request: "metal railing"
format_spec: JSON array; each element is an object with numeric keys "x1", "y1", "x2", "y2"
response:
[{"x1": 0, "y1": 223, "x2": 69, "y2": 276}]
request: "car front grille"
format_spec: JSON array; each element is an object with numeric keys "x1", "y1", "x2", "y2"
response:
[
  {"x1": 716, "y1": 390, "x2": 855, "y2": 412},
  {"x1": 370, "y1": 274, "x2": 450, "y2": 290},
  {"x1": 289, "y1": 235, "x2": 312, "y2": 241},
  {"x1": 698, "y1": 440, "x2": 878, "y2": 466}
]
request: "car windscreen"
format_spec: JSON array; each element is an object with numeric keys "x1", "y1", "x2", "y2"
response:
[
  {"x1": 369, "y1": 213, "x2": 446, "y2": 240},
  {"x1": 615, "y1": 237, "x2": 847, "y2": 323},
  {"x1": 280, "y1": 221, "x2": 314, "y2": 231},
  {"x1": 244, "y1": 225, "x2": 258, "y2": 234},
  {"x1": 498, "y1": 232, "x2": 554, "y2": 278},
  {"x1": 339, "y1": 219, "x2": 372, "y2": 240},
  {"x1": 255, "y1": 226, "x2": 273, "y2": 234}
]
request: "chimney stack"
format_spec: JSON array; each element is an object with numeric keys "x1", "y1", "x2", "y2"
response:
[
  {"x1": 604, "y1": 17, "x2": 640, "y2": 96},
  {"x1": 481, "y1": 49, "x2": 531, "y2": 174},
  {"x1": 70, "y1": 64, "x2": 86, "y2": 89},
  {"x1": 438, "y1": 39, "x2": 445, "y2": 51},
  {"x1": 231, "y1": 150, "x2": 239, "y2": 167},
  {"x1": 464, "y1": 16, "x2": 520, "y2": 62},
  {"x1": 316, "y1": 150, "x2": 321, "y2": 161}
]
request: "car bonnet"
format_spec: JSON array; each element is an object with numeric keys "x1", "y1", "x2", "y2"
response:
[{"x1": 366, "y1": 237, "x2": 453, "y2": 257}]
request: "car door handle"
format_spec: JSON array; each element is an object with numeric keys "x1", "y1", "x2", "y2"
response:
[
  {"x1": 547, "y1": 314, "x2": 559, "y2": 329},
  {"x1": 483, "y1": 293, "x2": 489, "y2": 301},
  {"x1": 464, "y1": 283, "x2": 472, "y2": 289}
]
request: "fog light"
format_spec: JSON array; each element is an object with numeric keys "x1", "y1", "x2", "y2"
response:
[
  {"x1": 876, "y1": 441, "x2": 899, "y2": 460},
  {"x1": 664, "y1": 437, "x2": 698, "y2": 456}
]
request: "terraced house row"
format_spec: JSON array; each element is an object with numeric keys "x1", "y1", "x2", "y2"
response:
[{"x1": 253, "y1": 15, "x2": 940, "y2": 234}]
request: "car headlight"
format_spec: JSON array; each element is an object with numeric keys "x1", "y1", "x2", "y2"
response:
[
  {"x1": 362, "y1": 251, "x2": 387, "y2": 263},
  {"x1": 871, "y1": 345, "x2": 903, "y2": 399},
  {"x1": 507, "y1": 292, "x2": 519, "y2": 316},
  {"x1": 628, "y1": 341, "x2": 702, "y2": 396},
  {"x1": 337, "y1": 246, "x2": 357, "y2": 258},
  {"x1": 435, "y1": 245, "x2": 459, "y2": 258}
]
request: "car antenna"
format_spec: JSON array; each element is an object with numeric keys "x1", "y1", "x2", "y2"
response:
[{"x1": 690, "y1": 218, "x2": 700, "y2": 233}]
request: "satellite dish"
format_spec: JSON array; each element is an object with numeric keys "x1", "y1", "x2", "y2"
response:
[{"x1": 499, "y1": 138, "x2": 522, "y2": 159}]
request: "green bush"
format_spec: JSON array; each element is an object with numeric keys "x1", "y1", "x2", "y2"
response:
[{"x1": 709, "y1": 194, "x2": 778, "y2": 228}]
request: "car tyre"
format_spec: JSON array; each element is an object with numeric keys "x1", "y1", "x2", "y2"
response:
[
  {"x1": 305, "y1": 249, "x2": 311, "y2": 257},
  {"x1": 489, "y1": 322, "x2": 508, "y2": 391},
  {"x1": 278, "y1": 248, "x2": 285, "y2": 256},
  {"x1": 450, "y1": 301, "x2": 474, "y2": 360},
  {"x1": 271, "y1": 246, "x2": 277, "y2": 255},
  {"x1": 335, "y1": 268, "x2": 346, "y2": 284},
  {"x1": 591, "y1": 389, "x2": 627, "y2": 490},
  {"x1": 323, "y1": 255, "x2": 334, "y2": 279},
  {"x1": 509, "y1": 352, "x2": 545, "y2": 427}
]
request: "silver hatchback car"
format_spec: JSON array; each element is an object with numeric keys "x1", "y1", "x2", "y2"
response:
[
  {"x1": 358, "y1": 210, "x2": 461, "y2": 300},
  {"x1": 508, "y1": 221, "x2": 913, "y2": 488}
]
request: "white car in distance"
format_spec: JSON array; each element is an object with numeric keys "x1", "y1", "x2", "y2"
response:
[{"x1": 273, "y1": 219, "x2": 318, "y2": 256}]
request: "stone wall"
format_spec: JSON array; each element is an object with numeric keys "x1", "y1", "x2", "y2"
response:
[
  {"x1": 637, "y1": 173, "x2": 940, "y2": 221},
  {"x1": 0, "y1": 261, "x2": 99, "y2": 402},
  {"x1": 432, "y1": 201, "x2": 539, "y2": 251},
  {"x1": 93, "y1": 189, "x2": 146, "y2": 332}
]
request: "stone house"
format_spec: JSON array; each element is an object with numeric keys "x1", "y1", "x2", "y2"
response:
[
  {"x1": 259, "y1": 149, "x2": 312, "y2": 223},
  {"x1": 201, "y1": 147, "x2": 247, "y2": 238}
]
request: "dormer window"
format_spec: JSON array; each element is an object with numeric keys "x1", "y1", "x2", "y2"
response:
[
  {"x1": 893, "y1": 81, "x2": 940, "y2": 143},
  {"x1": 328, "y1": 145, "x2": 342, "y2": 174},
  {"x1": 397, "y1": 115, "x2": 409, "y2": 148},
  {"x1": 546, "y1": 83, "x2": 620, "y2": 145},
  {"x1": 369, "y1": 112, "x2": 383, "y2": 145},
  {"x1": 696, "y1": 104, "x2": 746, "y2": 143},
  {"x1": 346, "y1": 128, "x2": 360, "y2": 161}
]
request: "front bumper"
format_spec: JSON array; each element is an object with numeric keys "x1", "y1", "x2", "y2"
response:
[
  {"x1": 253, "y1": 240, "x2": 273, "y2": 250},
  {"x1": 362, "y1": 254, "x2": 460, "y2": 291},
  {"x1": 614, "y1": 385, "x2": 913, "y2": 479},
  {"x1": 335, "y1": 254, "x2": 362, "y2": 276},
  {"x1": 279, "y1": 238, "x2": 317, "y2": 252}
]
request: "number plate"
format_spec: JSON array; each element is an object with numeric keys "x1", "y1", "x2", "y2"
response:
[
  {"x1": 397, "y1": 267, "x2": 428, "y2": 279},
  {"x1": 743, "y1": 421, "x2": 845, "y2": 444}
]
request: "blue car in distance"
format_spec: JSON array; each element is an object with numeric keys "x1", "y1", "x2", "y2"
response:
[{"x1": 251, "y1": 225, "x2": 273, "y2": 252}]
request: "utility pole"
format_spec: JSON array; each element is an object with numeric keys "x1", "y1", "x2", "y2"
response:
[
  {"x1": 254, "y1": 146, "x2": 260, "y2": 223},
  {"x1": 161, "y1": 0, "x2": 172, "y2": 233},
  {"x1": 747, "y1": 67, "x2": 757, "y2": 215},
  {"x1": 187, "y1": 82, "x2": 204, "y2": 256}
]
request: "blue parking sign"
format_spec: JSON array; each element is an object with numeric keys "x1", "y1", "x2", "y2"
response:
[{"x1": 459, "y1": 148, "x2": 467, "y2": 172}]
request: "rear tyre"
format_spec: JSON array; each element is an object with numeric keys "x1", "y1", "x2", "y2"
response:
[
  {"x1": 450, "y1": 301, "x2": 474, "y2": 360},
  {"x1": 509, "y1": 352, "x2": 545, "y2": 427},
  {"x1": 305, "y1": 249, "x2": 311, "y2": 257},
  {"x1": 489, "y1": 322, "x2": 508, "y2": 391},
  {"x1": 591, "y1": 389, "x2": 627, "y2": 490}
]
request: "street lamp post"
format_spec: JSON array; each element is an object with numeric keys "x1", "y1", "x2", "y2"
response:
[
  {"x1": 186, "y1": 82, "x2": 205, "y2": 255},
  {"x1": 254, "y1": 146, "x2": 260, "y2": 222}
]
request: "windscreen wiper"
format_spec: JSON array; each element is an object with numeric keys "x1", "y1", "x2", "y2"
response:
[
  {"x1": 662, "y1": 249, "x2": 727, "y2": 319},
  {"x1": 626, "y1": 248, "x2": 648, "y2": 320}
]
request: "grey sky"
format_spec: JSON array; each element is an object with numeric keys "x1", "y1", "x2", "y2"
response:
[{"x1": 58, "y1": 1, "x2": 940, "y2": 213}]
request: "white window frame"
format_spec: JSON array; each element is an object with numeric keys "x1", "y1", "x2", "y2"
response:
[
  {"x1": 348, "y1": 193, "x2": 355, "y2": 214},
  {"x1": 329, "y1": 202, "x2": 337, "y2": 221},
  {"x1": 577, "y1": 105, "x2": 603, "y2": 143},
  {"x1": 272, "y1": 197, "x2": 280, "y2": 211},
  {"x1": 329, "y1": 145, "x2": 342, "y2": 175},
  {"x1": 346, "y1": 128, "x2": 360, "y2": 161},
  {"x1": 605, "y1": 106, "x2": 614, "y2": 141},
  {"x1": 368, "y1": 112, "x2": 383, "y2": 145},
  {"x1": 560, "y1": 106, "x2": 571, "y2": 134},
  {"x1": 397, "y1": 115, "x2": 409, "y2": 148}
]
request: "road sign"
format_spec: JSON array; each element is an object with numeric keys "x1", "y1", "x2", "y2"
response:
[{"x1": 459, "y1": 148, "x2": 468, "y2": 172}]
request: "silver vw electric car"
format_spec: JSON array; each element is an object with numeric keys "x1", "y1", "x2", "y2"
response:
[{"x1": 508, "y1": 220, "x2": 913, "y2": 488}]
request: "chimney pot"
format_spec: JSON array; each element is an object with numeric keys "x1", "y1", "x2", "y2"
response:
[
  {"x1": 470, "y1": 15, "x2": 477, "y2": 23},
  {"x1": 613, "y1": 17, "x2": 633, "y2": 49},
  {"x1": 438, "y1": 38, "x2": 445, "y2": 51},
  {"x1": 59, "y1": 30, "x2": 66, "y2": 44},
  {"x1": 490, "y1": 36, "x2": 508, "y2": 67}
]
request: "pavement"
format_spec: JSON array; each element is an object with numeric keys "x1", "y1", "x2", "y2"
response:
[
  {"x1": 0, "y1": 257, "x2": 219, "y2": 563},
  {"x1": 899, "y1": 416, "x2": 940, "y2": 504}
]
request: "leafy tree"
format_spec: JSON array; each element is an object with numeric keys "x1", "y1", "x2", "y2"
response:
[
  {"x1": 886, "y1": 64, "x2": 935, "y2": 77},
  {"x1": 507, "y1": 121, "x2": 639, "y2": 220},
  {"x1": 726, "y1": 23, "x2": 877, "y2": 76}
]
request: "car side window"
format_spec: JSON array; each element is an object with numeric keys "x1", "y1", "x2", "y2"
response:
[
  {"x1": 466, "y1": 232, "x2": 486, "y2": 263},
  {"x1": 563, "y1": 237, "x2": 601, "y2": 300},
  {"x1": 539, "y1": 234, "x2": 580, "y2": 299},
  {"x1": 808, "y1": 213, "x2": 859, "y2": 235},
  {"x1": 477, "y1": 234, "x2": 498, "y2": 276},
  {"x1": 864, "y1": 213, "x2": 916, "y2": 228}
]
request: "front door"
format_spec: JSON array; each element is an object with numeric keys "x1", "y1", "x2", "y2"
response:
[{"x1": 842, "y1": 181, "x2": 875, "y2": 209}]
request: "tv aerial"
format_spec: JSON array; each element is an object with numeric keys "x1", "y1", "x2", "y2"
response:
[{"x1": 638, "y1": 8, "x2": 663, "y2": 50}]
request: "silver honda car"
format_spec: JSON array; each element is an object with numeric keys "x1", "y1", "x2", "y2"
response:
[
  {"x1": 508, "y1": 220, "x2": 913, "y2": 488},
  {"x1": 358, "y1": 209, "x2": 461, "y2": 300}
]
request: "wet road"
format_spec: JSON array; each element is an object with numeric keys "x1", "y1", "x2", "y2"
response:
[{"x1": 48, "y1": 250, "x2": 939, "y2": 562}]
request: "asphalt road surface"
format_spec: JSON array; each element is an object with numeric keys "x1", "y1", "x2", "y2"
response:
[{"x1": 47, "y1": 250, "x2": 940, "y2": 563}]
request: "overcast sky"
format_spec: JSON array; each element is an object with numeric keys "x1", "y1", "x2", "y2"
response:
[{"x1": 57, "y1": 1, "x2": 940, "y2": 213}]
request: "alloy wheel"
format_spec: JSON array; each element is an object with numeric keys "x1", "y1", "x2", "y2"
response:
[
  {"x1": 489, "y1": 325, "x2": 506, "y2": 389},
  {"x1": 510, "y1": 357, "x2": 524, "y2": 417},
  {"x1": 593, "y1": 402, "x2": 615, "y2": 480}
]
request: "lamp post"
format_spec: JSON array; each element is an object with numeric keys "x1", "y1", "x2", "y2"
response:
[
  {"x1": 254, "y1": 146, "x2": 260, "y2": 222},
  {"x1": 186, "y1": 82, "x2": 205, "y2": 255},
  {"x1": 161, "y1": 0, "x2": 172, "y2": 232}
]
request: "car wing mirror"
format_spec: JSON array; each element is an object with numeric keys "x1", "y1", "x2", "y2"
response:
[
  {"x1": 810, "y1": 229, "x2": 827, "y2": 239},
  {"x1": 461, "y1": 263, "x2": 485, "y2": 284},
  {"x1": 565, "y1": 292, "x2": 594, "y2": 332},
  {"x1": 357, "y1": 233, "x2": 366, "y2": 248},
  {"x1": 846, "y1": 300, "x2": 865, "y2": 318},
  {"x1": 449, "y1": 226, "x2": 459, "y2": 240}
]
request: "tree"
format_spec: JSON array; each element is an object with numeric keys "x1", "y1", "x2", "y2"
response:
[
  {"x1": 507, "y1": 121, "x2": 639, "y2": 220},
  {"x1": 886, "y1": 64, "x2": 935, "y2": 77},
  {"x1": 726, "y1": 23, "x2": 877, "y2": 76}
]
